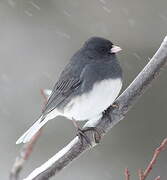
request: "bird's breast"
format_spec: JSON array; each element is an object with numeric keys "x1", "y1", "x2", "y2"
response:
[{"x1": 63, "y1": 78, "x2": 122, "y2": 121}]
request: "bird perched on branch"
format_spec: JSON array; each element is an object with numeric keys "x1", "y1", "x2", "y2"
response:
[{"x1": 16, "y1": 37, "x2": 123, "y2": 145}]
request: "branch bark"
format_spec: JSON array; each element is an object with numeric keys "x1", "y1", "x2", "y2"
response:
[{"x1": 24, "y1": 36, "x2": 167, "y2": 180}]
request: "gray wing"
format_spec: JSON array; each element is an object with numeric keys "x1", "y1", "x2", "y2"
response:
[{"x1": 42, "y1": 75, "x2": 82, "y2": 115}]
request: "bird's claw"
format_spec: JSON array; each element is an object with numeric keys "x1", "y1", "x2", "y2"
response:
[{"x1": 77, "y1": 127, "x2": 101, "y2": 145}]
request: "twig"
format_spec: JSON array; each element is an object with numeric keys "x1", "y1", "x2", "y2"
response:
[
  {"x1": 143, "y1": 138, "x2": 167, "y2": 178},
  {"x1": 10, "y1": 130, "x2": 42, "y2": 180},
  {"x1": 124, "y1": 168, "x2": 130, "y2": 180},
  {"x1": 10, "y1": 89, "x2": 50, "y2": 180},
  {"x1": 124, "y1": 138, "x2": 167, "y2": 180},
  {"x1": 23, "y1": 36, "x2": 167, "y2": 180},
  {"x1": 138, "y1": 169, "x2": 144, "y2": 180},
  {"x1": 40, "y1": 89, "x2": 49, "y2": 111},
  {"x1": 138, "y1": 138, "x2": 167, "y2": 180},
  {"x1": 154, "y1": 176, "x2": 160, "y2": 180}
]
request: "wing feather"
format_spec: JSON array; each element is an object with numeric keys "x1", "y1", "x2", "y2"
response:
[{"x1": 42, "y1": 76, "x2": 82, "y2": 115}]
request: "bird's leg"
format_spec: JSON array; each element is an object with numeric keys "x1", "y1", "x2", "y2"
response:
[
  {"x1": 71, "y1": 119, "x2": 80, "y2": 130},
  {"x1": 72, "y1": 119, "x2": 91, "y2": 145},
  {"x1": 72, "y1": 119, "x2": 101, "y2": 145},
  {"x1": 80, "y1": 127, "x2": 101, "y2": 144}
]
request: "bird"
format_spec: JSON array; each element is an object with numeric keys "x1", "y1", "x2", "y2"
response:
[{"x1": 16, "y1": 36, "x2": 123, "y2": 145}]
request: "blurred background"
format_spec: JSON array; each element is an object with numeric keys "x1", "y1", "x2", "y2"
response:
[{"x1": 0, "y1": 0, "x2": 167, "y2": 179}]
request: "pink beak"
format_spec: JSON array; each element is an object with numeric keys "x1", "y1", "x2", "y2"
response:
[{"x1": 111, "y1": 45, "x2": 122, "y2": 53}]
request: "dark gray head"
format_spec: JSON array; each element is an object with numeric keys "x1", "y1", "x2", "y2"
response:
[{"x1": 83, "y1": 37, "x2": 122, "y2": 56}]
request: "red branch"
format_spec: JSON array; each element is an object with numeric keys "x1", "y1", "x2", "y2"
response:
[
  {"x1": 138, "y1": 138, "x2": 167, "y2": 180},
  {"x1": 143, "y1": 138, "x2": 167, "y2": 178},
  {"x1": 124, "y1": 138, "x2": 167, "y2": 180},
  {"x1": 138, "y1": 169, "x2": 144, "y2": 180},
  {"x1": 10, "y1": 130, "x2": 42, "y2": 180},
  {"x1": 154, "y1": 176, "x2": 160, "y2": 180},
  {"x1": 40, "y1": 88, "x2": 48, "y2": 111},
  {"x1": 124, "y1": 168, "x2": 130, "y2": 180},
  {"x1": 10, "y1": 89, "x2": 48, "y2": 180}
]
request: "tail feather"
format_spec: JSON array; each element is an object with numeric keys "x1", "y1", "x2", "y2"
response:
[
  {"x1": 16, "y1": 115, "x2": 48, "y2": 144},
  {"x1": 16, "y1": 109, "x2": 60, "y2": 144}
]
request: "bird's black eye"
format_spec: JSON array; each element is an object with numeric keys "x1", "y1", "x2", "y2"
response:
[{"x1": 99, "y1": 47, "x2": 107, "y2": 53}]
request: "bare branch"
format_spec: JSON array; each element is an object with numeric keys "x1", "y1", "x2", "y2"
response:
[
  {"x1": 138, "y1": 169, "x2": 144, "y2": 180},
  {"x1": 138, "y1": 138, "x2": 167, "y2": 180},
  {"x1": 123, "y1": 138, "x2": 167, "y2": 180},
  {"x1": 124, "y1": 168, "x2": 130, "y2": 180},
  {"x1": 24, "y1": 36, "x2": 167, "y2": 180},
  {"x1": 10, "y1": 130, "x2": 42, "y2": 180},
  {"x1": 143, "y1": 138, "x2": 167, "y2": 178},
  {"x1": 154, "y1": 176, "x2": 160, "y2": 180},
  {"x1": 40, "y1": 89, "x2": 50, "y2": 111},
  {"x1": 10, "y1": 89, "x2": 50, "y2": 180}
]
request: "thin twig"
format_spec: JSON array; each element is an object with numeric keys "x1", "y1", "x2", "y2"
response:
[
  {"x1": 10, "y1": 130, "x2": 42, "y2": 180},
  {"x1": 40, "y1": 89, "x2": 49, "y2": 111},
  {"x1": 23, "y1": 36, "x2": 167, "y2": 180},
  {"x1": 10, "y1": 89, "x2": 50, "y2": 180},
  {"x1": 154, "y1": 176, "x2": 161, "y2": 180},
  {"x1": 138, "y1": 169, "x2": 144, "y2": 180},
  {"x1": 138, "y1": 138, "x2": 167, "y2": 180},
  {"x1": 124, "y1": 168, "x2": 130, "y2": 180}
]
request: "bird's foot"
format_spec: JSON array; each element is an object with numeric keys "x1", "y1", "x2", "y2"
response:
[{"x1": 77, "y1": 127, "x2": 101, "y2": 146}]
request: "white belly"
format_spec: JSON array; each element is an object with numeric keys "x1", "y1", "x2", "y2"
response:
[{"x1": 63, "y1": 78, "x2": 122, "y2": 121}]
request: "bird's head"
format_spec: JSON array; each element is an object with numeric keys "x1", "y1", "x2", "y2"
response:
[{"x1": 83, "y1": 37, "x2": 122, "y2": 56}]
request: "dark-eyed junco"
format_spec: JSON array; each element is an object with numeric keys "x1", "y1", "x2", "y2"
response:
[{"x1": 16, "y1": 37, "x2": 123, "y2": 144}]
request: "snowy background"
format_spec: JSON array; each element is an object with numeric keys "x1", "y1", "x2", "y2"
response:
[{"x1": 0, "y1": 0, "x2": 167, "y2": 179}]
